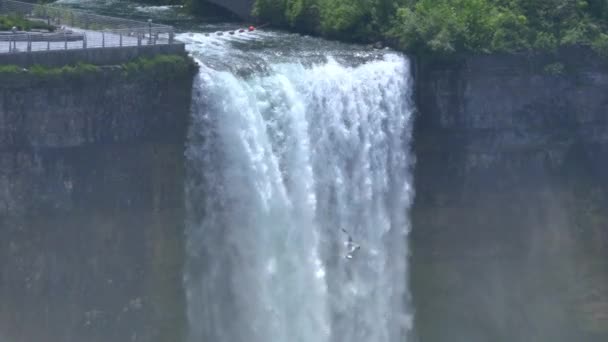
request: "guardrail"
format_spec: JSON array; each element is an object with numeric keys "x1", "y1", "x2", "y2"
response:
[{"x1": 0, "y1": 0, "x2": 177, "y2": 54}]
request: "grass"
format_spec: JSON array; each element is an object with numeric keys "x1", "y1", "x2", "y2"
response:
[
  {"x1": 0, "y1": 54, "x2": 197, "y2": 82},
  {"x1": 122, "y1": 54, "x2": 198, "y2": 78},
  {"x1": 0, "y1": 65, "x2": 24, "y2": 74},
  {"x1": 29, "y1": 62, "x2": 100, "y2": 78}
]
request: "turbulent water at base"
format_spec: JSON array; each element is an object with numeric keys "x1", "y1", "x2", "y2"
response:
[{"x1": 181, "y1": 29, "x2": 415, "y2": 342}]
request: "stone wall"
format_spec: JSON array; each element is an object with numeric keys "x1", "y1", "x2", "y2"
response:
[
  {"x1": 411, "y1": 47, "x2": 608, "y2": 342},
  {"x1": 0, "y1": 57, "x2": 196, "y2": 342}
]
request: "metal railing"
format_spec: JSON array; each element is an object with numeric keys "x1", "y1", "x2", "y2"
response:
[{"x1": 0, "y1": 0, "x2": 177, "y2": 54}]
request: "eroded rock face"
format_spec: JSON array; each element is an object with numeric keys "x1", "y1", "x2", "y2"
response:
[
  {"x1": 411, "y1": 47, "x2": 608, "y2": 342},
  {"x1": 0, "y1": 64, "x2": 195, "y2": 342}
]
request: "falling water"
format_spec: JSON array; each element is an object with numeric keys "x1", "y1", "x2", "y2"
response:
[{"x1": 182, "y1": 31, "x2": 415, "y2": 342}]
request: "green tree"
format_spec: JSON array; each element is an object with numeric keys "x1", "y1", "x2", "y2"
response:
[
  {"x1": 319, "y1": 0, "x2": 374, "y2": 39},
  {"x1": 253, "y1": 0, "x2": 288, "y2": 26},
  {"x1": 285, "y1": 0, "x2": 320, "y2": 33}
]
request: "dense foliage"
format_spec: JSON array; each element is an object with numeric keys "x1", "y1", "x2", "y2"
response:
[
  {"x1": 0, "y1": 13, "x2": 55, "y2": 31},
  {"x1": 250, "y1": 0, "x2": 608, "y2": 56}
]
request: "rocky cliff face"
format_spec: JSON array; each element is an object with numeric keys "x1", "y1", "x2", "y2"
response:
[
  {"x1": 0, "y1": 61, "x2": 196, "y2": 342},
  {"x1": 411, "y1": 47, "x2": 608, "y2": 342}
]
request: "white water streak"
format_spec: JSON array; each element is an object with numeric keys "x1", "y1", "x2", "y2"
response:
[{"x1": 185, "y1": 49, "x2": 414, "y2": 342}]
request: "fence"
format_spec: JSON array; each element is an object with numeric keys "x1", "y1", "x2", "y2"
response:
[{"x1": 0, "y1": 0, "x2": 177, "y2": 54}]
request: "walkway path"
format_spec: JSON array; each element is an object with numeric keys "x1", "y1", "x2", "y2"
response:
[
  {"x1": 0, "y1": 0, "x2": 175, "y2": 54},
  {"x1": 0, "y1": 27, "x2": 171, "y2": 53}
]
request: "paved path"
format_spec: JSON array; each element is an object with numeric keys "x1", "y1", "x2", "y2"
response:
[{"x1": 0, "y1": 28, "x2": 168, "y2": 54}]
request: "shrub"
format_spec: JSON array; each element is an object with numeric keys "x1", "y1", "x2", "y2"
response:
[
  {"x1": 592, "y1": 33, "x2": 608, "y2": 58},
  {"x1": 543, "y1": 62, "x2": 565, "y2": 75},
  {"x1": 28, "y1": 62, "x2": 100, "y2": 79},
  {"x1": 0, "y1": 65, "x2": 24, "y2": 75},
  {"x1": 122, "y1": 54, "x2": 197, "y2": 78},
  {"x1": 252, "y1": 0, "x2": 288, "y2": 26},
  {"x1": 533, "y1": 32, "x2": 558, "y2": 52},
  {"x1": 0, "y1": 13, "x2": 55, "y2": 32}
]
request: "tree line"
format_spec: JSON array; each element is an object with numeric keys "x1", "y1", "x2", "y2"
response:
[
  {"x1": 250, "y1": 0, "x2": 608, "y2": 56},
  {"x1": 142, "y1": 0, "x2": 608, "y2": 56}
]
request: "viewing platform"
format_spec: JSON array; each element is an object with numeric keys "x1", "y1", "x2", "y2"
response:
[{"x1": 0, "y1": 0, "x2": 185, "y2": 66}]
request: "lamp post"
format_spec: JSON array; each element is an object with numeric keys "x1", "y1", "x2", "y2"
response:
[
  {"x1": 11, "y1": 26, "x2": 17, "y2": 52},
  {"x1": 147, "y1": 19, "x2": 152, "y2": 44}
]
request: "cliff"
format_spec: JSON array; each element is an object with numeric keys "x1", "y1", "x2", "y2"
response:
[
  {"x1": 0, "y1": 56, "x2": 197, "y2": 342},
  {"x1": 411, "y1": 47, "x2": 608, "y2": 342}
]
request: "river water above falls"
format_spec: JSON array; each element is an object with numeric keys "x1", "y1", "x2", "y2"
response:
[{"x1": 57, "y1": 3, "x2": 416, "y2": 341}]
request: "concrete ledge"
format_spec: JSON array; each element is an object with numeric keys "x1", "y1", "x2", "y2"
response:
[{"x1": 0, "y1": 43, "x2": 186, "y2": 67}]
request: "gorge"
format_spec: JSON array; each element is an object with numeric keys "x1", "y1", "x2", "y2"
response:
[{"x1": 1, "y1": 2, "x2": 608, "y2": 342}]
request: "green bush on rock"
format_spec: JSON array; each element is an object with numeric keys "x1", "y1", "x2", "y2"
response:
[
  {"x1": 29, "y1": 63, "x2": 100, "y2": 78},
  {"x1": 0, "y1": 55, "x2": 197, "y2": 84},
  {"x1": 0, "y1": 65, "x2": 23, "y2": 74},
  {"x1": 122, "y1": 54, "x2": 198, "y2": 78}
]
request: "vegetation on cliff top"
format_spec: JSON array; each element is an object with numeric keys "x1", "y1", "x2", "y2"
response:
[
  {"x1": 249, "y1": 0, "x2": 608, "y2": 57},
  {"x1": 0, "y1": 54, "x2": 197, "y2": 83},
  {"x1": 0, "y1": 13, "x2": 55, "y2": 31},
  {"x1": 122, "y1": 54, "x2": 198, "y2": 77}
]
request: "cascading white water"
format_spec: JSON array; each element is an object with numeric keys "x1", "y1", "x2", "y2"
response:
[{"x1": 183, "y1": 32, "x2": 415, "y2": 342}]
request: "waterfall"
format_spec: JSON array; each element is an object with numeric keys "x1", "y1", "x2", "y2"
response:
[{"x1": 184, "y1": 33, "x2": 415, "y2": 342}]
